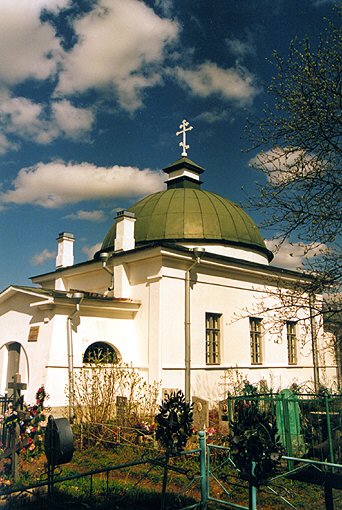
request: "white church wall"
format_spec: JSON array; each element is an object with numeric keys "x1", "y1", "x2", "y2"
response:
[
  {"x1": 0, "y1": 294, "x2": 55, "y2": 404},
  {"x1": 72, "y1": 315, "x2": 138, "y2": 366},
  {"x1": 57, "y1": 265, "x2": 110, "y2": 294},
  {"x1": 154, "y1": 260, "x2": 326, "y2": 402},
  {"x1": 182, "y1": 243, "x2": 269, "y2": 264},
  {"x1": 128, "y1": 253, "x2": 164, "y2": 378}
]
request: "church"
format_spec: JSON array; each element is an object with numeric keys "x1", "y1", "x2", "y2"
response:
[{"x1": 0, "y1": 122, "x2": 337, "y2": 413}]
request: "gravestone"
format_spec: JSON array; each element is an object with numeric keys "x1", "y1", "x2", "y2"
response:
[
  {"x1": 116, "y1": 396, "x2": 128, "y2": 425},
  {"x1": 192, "y1": 396, "x2": 209, "y2": 430},
  {"x1": 218, "y1": 399, "x2": 229, "y2": 432},
  {"x1": 276, "y1": 389, "x2": 306, "y2": 457},
  {"x1": 44, "y1": 416, "x2": 74, "y2": 466}
]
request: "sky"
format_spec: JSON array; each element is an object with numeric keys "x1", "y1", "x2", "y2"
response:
[{"x1": 0, "y1": 0, "x2": 338, "y2": 290}]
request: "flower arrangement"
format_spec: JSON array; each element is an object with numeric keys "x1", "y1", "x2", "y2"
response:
[{"x1": 3, "y1": 386, "x2": 48, "y2": 460}]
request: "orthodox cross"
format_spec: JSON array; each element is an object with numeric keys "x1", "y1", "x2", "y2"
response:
[
  {"x1": 8, "y1": 373, "x2": 27, "y2": 404},
  {"x1": 176, "y1": 119, "x2": 193, "y2": 157},
  {"x1": 7, "y1": 373, "x2": 28, "y2": 480}
]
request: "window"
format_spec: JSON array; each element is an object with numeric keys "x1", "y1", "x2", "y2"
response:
[
  {"x1": 250, "y1": 318, "x2": 262, "y2": 364},
  {"x1": 287, "y1": 321, "x2": 297, "y2": 365},
  {"x1": 206, "y1": 313, "x2": 221, "y2": 364},
  {"x1": 83, "y1": 342, "x2": 118, "y2": 364}
]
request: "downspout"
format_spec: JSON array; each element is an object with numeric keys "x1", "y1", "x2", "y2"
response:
[
  {"x1": 309, "y1": 293, "x2": 320, "y2": 392},
  {"x1": 185, "y1": 248, "x2": 205, "y2": 404},
  {"x1": 99, "y1": 252, "x2": 114, "y2": 296},
  {"x1": 67, "y1": 292, "x2": 84, "y2": 422}
]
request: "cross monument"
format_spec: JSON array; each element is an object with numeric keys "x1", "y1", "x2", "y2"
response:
[{"x1": 7, "y1": 373, "x2": 27, "y2": 480}]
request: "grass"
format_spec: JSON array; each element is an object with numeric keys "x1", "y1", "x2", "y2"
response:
[{"x1": 1, "y1": 441, "x2": 341, "y2": 509}]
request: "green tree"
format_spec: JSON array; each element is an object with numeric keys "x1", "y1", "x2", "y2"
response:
[{"x1": 248, "y1": 10, "x2": 341, "y2": 299}]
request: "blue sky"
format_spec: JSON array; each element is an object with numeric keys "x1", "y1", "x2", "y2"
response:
[{"x1": 0, "y1": 0, "x2": 338, "y2": 290}]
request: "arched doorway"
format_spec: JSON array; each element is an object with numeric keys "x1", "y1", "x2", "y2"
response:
[
  {"x1": 6, "y1": 342, "x2": 21, "y2": 392},
  {"x1": 0, "y1": 342, "x2": 29, "y2": 396}
]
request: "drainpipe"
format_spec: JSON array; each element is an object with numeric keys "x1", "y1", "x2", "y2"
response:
[
  {"x1": 185, "y1": 247, "x2": 205, "y2": 403},
  {"x1": 67, "y1": 292, "x2": 84, "y2": 422},
  {"x1": 309, "y1": 293, "x2": 320, "y2": 392},
  {"x1": 99, "y1": 252, "x2": 114, "y2": 296}
]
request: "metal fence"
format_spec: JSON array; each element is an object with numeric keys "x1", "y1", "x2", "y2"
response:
[
  {"x1": 0, "y1": 393, "x2": 13, "y2": 447},
  {"x1": 0, "y1": 430, "x2": 341, "y2": 510},
  {"x1": 0, "y1": 435, "x2": 206, "y2": 510},
  {"x1": 227, "y1": 392, "x2": 342, "y2": 466}
]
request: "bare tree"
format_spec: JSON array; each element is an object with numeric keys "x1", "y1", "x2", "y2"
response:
[
  {"x1": 248, "y1": 9, "x2": 341, "y2": 300},
  {"x1": 246, "y1": 9, "x2": 341, "y2": 382}
]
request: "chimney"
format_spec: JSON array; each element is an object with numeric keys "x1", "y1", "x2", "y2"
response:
[
  {"x1": 56, "y1": 232, "x2": 75, "y2": 268},
  {"x1": 114, "y1": 211, "x2": 136, "y2": 252}
]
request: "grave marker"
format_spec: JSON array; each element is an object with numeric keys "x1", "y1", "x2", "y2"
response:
[{"x1": 7, "y1": 373, "x2": 27, "y2": 480}]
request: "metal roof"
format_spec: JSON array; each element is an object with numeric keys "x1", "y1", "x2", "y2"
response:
[{"x1": 102, "y1": 188, "x2": 270, "y2": 258}]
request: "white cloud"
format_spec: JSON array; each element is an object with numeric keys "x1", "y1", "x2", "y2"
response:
[
  {"x1": 57, "y1": 0, "x2": 179, "y2": 111},
  {"x1": 0, "y1": 161, "x2": 165, "y2": 208},
  {"x1": 82, "y1": 243, "x2": 102, "y2": 260},
  {"x1": 31, "y1": 248, "x2": 56, "y2": 266},
  {"x1": 0, "y1": 132, "x2": 17, "y2": 155},
  {"x1": 0, "y1": 1, "x2": 68, "y2": 86},
  {"x1": 0, "y1": 90, "x2": 57, "y2": 144},
  {"x1": 51, "y1": 100, "x2": 94, "y2": 139},
  {"x1": 64, "y1": 210, "x2": 106, "y2": 222},
  {"x1": 0, "y1": 90, "x2": 94, "y2": 150},
  {"x1": 194, "y1": 110, "x2": 233, "y2": 124},
  {"x1": 154, "y1": 0, "x2": 174, "y2": 16},
  {"x1": 226, "y1": 38, "x2": 255, "y2": 59},
  {"x1": 267, "y1": 238, "x2": 328, "y2": 270},
  {"x1": 175, "y1": 62, "x2": 259, "y2": 105},
  {"x1": 250, "y1": 147, "x2": 321, "y2": 185}
]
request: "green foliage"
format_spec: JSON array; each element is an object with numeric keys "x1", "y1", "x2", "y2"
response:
[
  {"x1": 155, "y1": 391, "x2": 193, "y2": 453},
  {"x1": 229, "y1": 382, "x2": 283, "y2": 486}
]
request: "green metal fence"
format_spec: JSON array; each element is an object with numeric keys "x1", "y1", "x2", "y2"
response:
[{"x1": 227, "y1": 392, "x2": 342, "y2": 466}]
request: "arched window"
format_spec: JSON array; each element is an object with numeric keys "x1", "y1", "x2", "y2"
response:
[{"x1": 83, "y1": 342, "x2": 119, "y2": 364}]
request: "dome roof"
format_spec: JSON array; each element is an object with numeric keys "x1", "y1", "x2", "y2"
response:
[
  {"x1": 101, "y1": 188, "x2": 271, "y2": 260},
  {"x1": 101, "y1": 156, "x2": 272, "y2": 262}
]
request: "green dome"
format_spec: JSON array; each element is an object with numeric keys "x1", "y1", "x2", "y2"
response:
[{"x1": 101, "y1": 188, "x2": 271, "y2": 260}]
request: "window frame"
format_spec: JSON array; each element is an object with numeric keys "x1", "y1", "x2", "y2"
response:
[
  {"x1": 205, "y1": 312, "x2": 221, "y2": 365},
  {"x1": 83, "y1": 342, "x2": 119, "y2": 364},
  {"x1": 286, "y1": 321, "x2": 298, "y2": 365},
  {"x1": 249, "y1": 317, "x2": 263, "y2": 365}
]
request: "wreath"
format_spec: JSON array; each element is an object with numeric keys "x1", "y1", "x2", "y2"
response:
[
  {"x1": 155, "y1": 390, "x2": 193, "y2": 453},
  {"x1": 228, "y1": 385, "x2": 283, "y2": 486}
]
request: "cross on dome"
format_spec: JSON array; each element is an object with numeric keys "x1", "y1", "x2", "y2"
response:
[{"x1": 176, "y1": 119, "x2": 193, "y2": 157}]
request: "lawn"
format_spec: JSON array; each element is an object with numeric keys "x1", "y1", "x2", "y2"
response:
[{"x1": 1, "y1": 440, "x2": 341, "y2": 509}]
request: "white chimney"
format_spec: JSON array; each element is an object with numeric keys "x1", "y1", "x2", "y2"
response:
[
  {"x1": 114, "y1": 211, "x2": 136, "y2": 252},
  {"x1": 56, "y1": 232, "x2": 75, "y2": 268}
]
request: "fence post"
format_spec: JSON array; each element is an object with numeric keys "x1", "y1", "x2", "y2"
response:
[
  {"x1": 227, "y1": 393, "x2": 232, "y2": 423},
  {"x1": 199, "y1": 431, "x2": 207, "y2": 509},
  {"x1": 281, "y1": 393, "x2": 294, "y2": 471},
  {"x1": 248, "y1": 461, "x2": 257, "y2": 510},
  {"x1": 324, "y1": 395, "x2": 335, "y2": 465}
]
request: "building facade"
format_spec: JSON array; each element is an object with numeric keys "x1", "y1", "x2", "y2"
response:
[{"x1": 0, "y1": 156, "x2": 337, "y2": 411}]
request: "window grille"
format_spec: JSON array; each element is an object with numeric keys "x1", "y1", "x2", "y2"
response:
[
  {"x1": 206, "y1": 313, "x2": 221, "y2": 364},
  {"x1": 287, "y1": 321, "x2": 297, "y2": 365},
  {"x1": 250, "y1": 318, "x2": 262, "y2": 364}
]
